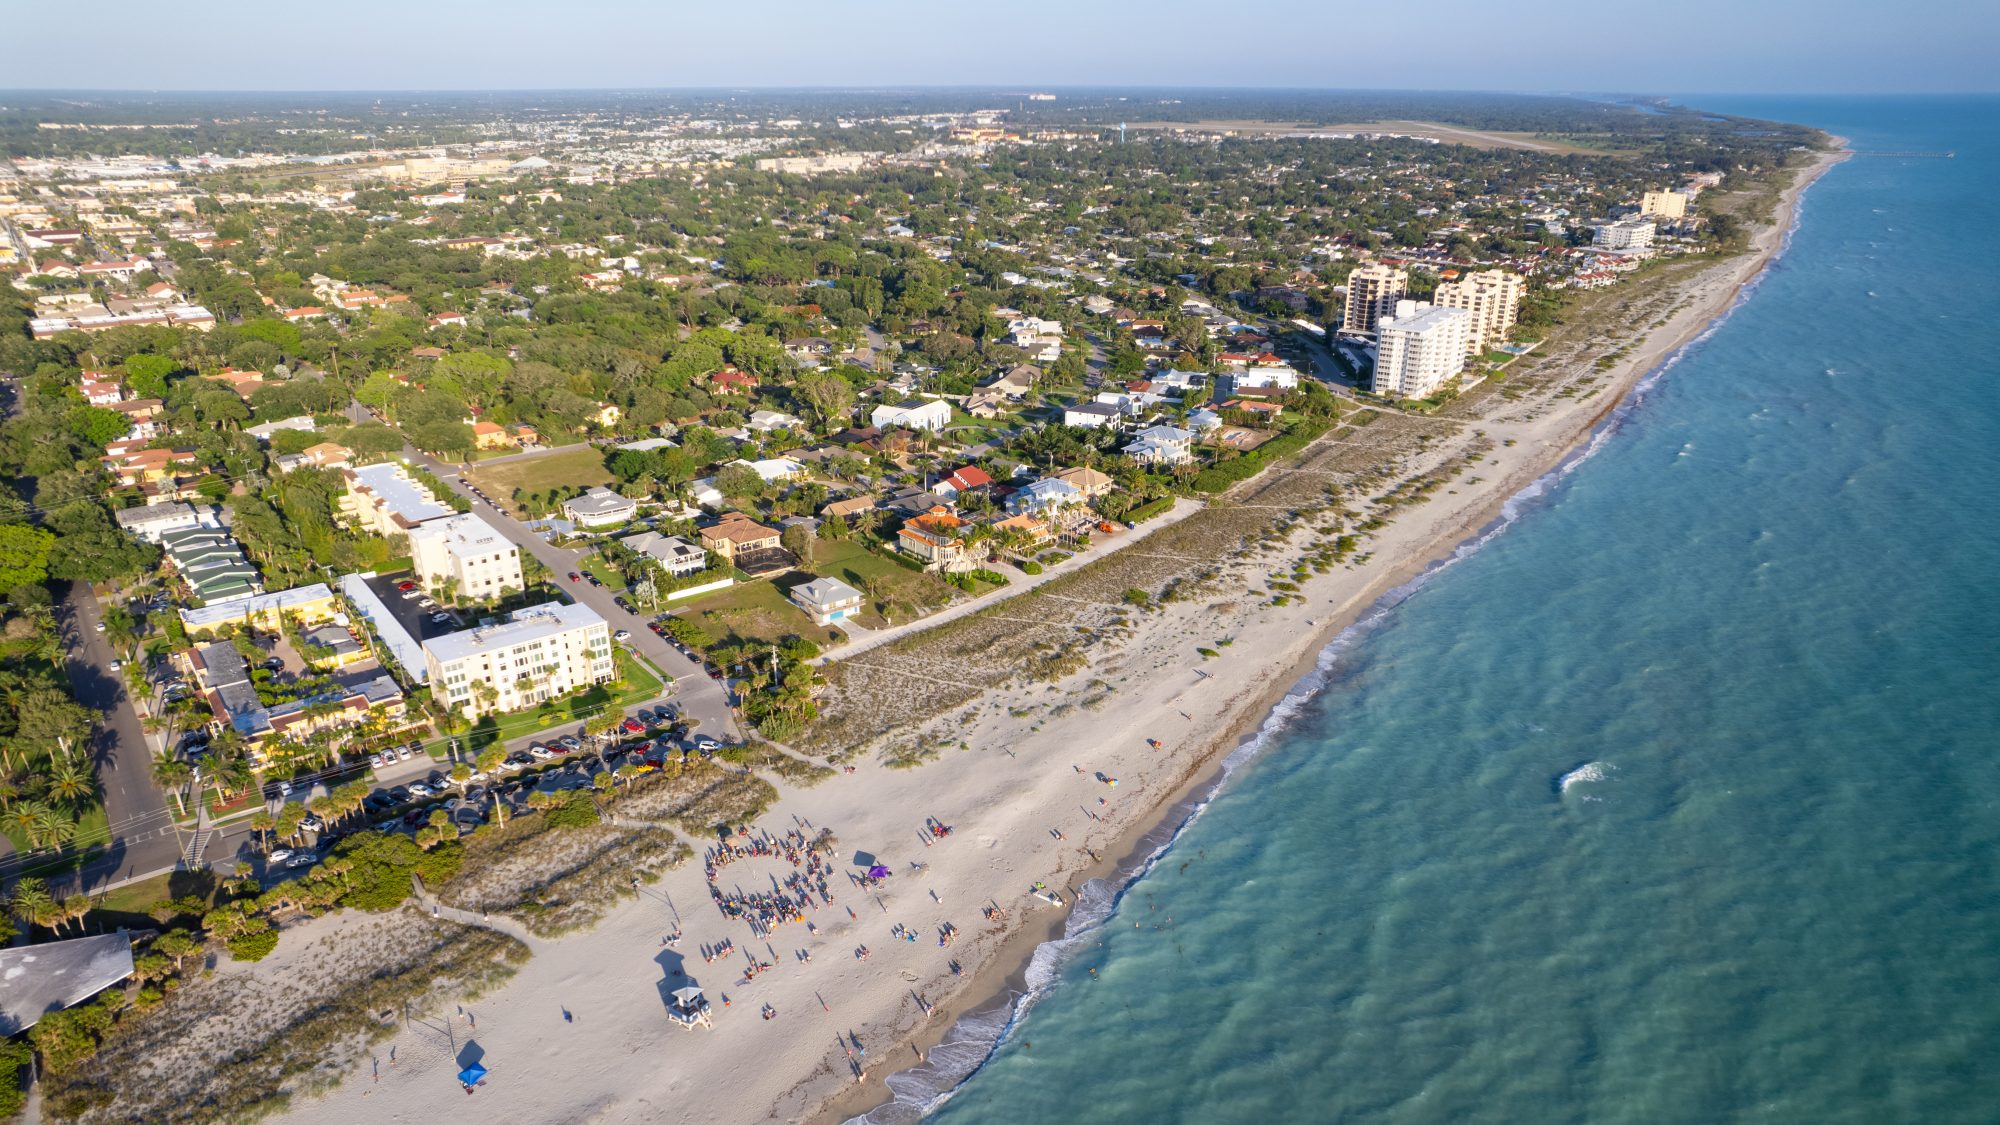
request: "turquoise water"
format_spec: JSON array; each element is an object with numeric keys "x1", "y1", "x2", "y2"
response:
[{"x1": 891, "y1": 97, "x2": 2000, "y2": 1124}]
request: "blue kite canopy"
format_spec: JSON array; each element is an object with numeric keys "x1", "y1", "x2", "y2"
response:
[
  {"x1": 867, "y1": 864, "x2": 890, "y2": 879},
  {"x1": 458, "y1": 1064, "x2": 488, "y2": 1085}
]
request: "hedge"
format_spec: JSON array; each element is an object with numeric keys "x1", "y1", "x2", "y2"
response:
[
  {"x1": 1125, "y1": 496, "x2": 1173, "y2": 523},
  {"x1": 1188, "y1": 420, "x2": 1331, "y2": 494}
]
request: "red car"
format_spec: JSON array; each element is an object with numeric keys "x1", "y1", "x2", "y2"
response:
[
  {"x1": 567, "y1": 572, "x2": 581, "y2": 583},
  {"x1": 620, "y1": 718, "x2": 645, "y2": 734},
  {"x1": 396, "y1": 581, "x2": 417, "y2": 591}
]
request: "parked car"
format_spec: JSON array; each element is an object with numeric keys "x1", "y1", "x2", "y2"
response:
[
  {"x1": 567, "y1": 571, "x2": 581, "y2": 583},
  {"x1": 528, "y1": 743, "x2": 554, "y2": 759},
  {"x1": 557, "y1": 737, "x2": 582, "y2": 752},
  {"x1": 286, "y1": 853, "x2": 317, "y2": 869},
  {"x1": 406, "y1": 740, "x2": 425, "y2": 756},
  {"x1": 267, "y1": 849, "x2": 295, "y2": 864},
  {"x1": 396, "y1": 745, "x2": 414, "y2": 761},
  {"x1": 369, "y1": 753, "x2": 386, "y2": 769},
  {"x1": 389, "y1": 786, "x2": 412, "y2": 802},
  {"x1": 613, "y1": 629, "x2": 631, "y2": 641},
  {"x1": 620, "y1": 717, "x2": 644, "y2": 734},
  {"x1": 430, "y1": 612, "x2": 452, "y2": 623},
  {"x1": 407, "y1": 782, "x2": 435, "y2": 798},
  {"x1": 397, "y1": 580, "x2": 418, "y2": 591},
  {"x1": 299, "y1": 814, "x2": 325, "y2": 832}
]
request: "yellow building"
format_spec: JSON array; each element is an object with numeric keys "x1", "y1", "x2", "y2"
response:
[
  {"x1": 1433, "y1": 270, "x2": 1527, "y2": 356},
  {"x1": 1341, "y1": 263, "x2": 1409, "y2": 338},
  {"x1": 1640, "y1": 191, "x2": 1689, "y2": 219}
]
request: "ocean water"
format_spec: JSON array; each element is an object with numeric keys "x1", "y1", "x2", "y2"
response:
[{"x1": 888, "y1": 97, "x2": 2000, "y2": 1124}]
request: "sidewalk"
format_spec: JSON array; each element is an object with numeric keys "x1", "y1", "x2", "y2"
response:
[{"x1": 817, "y1": 497, "x2": 1206, "y2": 663}]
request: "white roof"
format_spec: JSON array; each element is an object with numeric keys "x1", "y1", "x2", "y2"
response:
[
  {"x1": 407, "y1": 511, "x2": 513, "y2": 556},
  {"x1": 423, "y1": 602, "x2": 605, "y2": 665},
  {"x1": 348, "y1": 462, "x2": 453, "y2": 524},
  {"x1": 180, "y1": 582, "x2": 332, "y2": 630},
  {"x1": 791, "y1": 576, "x2": 862, "y2": 608}
]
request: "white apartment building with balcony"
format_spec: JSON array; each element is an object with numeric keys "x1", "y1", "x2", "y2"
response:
[
  {"x1": 423, "y1": 602, "x2": 613, "y2": 719},
  {"x1": 1433, "y1": 270, "x2": 1527, "y2": 355},
  {"x1": 1593, "y1": 219, "x2": 1656, "y2": 251},
  {"x1": 407, "y1": 512, "x2": 523, "y2": 602},
  {"x1": 1372, "y1": 301, "x2": 1472, "y2": 400}
]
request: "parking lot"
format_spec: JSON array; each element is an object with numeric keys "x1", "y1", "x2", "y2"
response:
[{"x1": 358, "y1": 571, "x2": 467, "y2": 644}]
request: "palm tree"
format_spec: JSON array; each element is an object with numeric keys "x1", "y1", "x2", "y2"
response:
[
  {"x1": 151, "y1": 752, "x2": 194, "y2": 816},
  {"x1": 0, "y1": 801, "x2": 41, "y2": 842},
  {"x1": 9, "y1": 877, "x2": 53, "y2": 933},
  {"x1": 214, "y1": 754, "x2": 256, "y2": 801},
  {"x1": 61, "y1": 894, "x2": 92, "y2": 935},
  {"x1": 29, "y1": 806, "x2": 76, "y2": 850},
  {"x1": 249, "y1": 809, "x2": 275, "y2": 852},
  {"x1": 47, "y1": 760, "x2": 95, "y2": 809}
]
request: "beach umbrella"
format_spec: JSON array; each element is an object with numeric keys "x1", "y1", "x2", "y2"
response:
[
  {"x1": 457, "y1": 1063, "x2": 488, "y2": 1086},
  {"x1": 867, "y1": 864, "x2": 890, "y2": 879}
]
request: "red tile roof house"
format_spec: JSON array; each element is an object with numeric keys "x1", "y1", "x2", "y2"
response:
[
  {"x1": 934, "y1": 465, "x2": 992, "y2": 500},
  {"x1": 708, "y1": 366, "x2": 759, "y2": 395}
]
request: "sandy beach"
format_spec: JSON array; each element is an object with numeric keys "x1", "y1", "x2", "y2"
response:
[{"x1": 262, "y1": 146, "x2": 1846, "y2": 1125}]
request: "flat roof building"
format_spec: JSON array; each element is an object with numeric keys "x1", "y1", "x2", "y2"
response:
[
  {"x1": 423, "y1": 602, "x2": 613, "y2": 720},
  {"x1": 340, "y1": 462, "x2": 455, "y2": 536},
  {"x1": 408, "y1": 512, "x2": 522, "y2": 602},
  {"x1": 179, "y1": 582, "x2": 336, "y2": 634},
  {"x1": 1372, "y1": 301, "x2": 1473, "y2": 401}
]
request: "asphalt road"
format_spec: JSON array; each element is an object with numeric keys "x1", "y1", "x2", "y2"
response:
[
  {"x1": 52, "y1": 582, "x2": 185, "y2": 887},
  {"x1": 397, "y1": 446, "x2": 742, "y2": 744}
]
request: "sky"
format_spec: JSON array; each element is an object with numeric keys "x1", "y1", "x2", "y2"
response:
[{"x1": 5, "y1": 0, "x2": 1993, "y2": 94}]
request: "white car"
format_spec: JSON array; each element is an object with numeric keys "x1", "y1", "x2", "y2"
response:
[
  {"x1": 286, "y1": 853, "x2": 317, "y2": 869},
  {"x1": 369, "y1": 753, "x2": 386, "y2": 768},
  {"x1": 613, "y1": 629, "x2": 632, "y2": 641},
  {"x1": 267, "y1": 849, "x2": 295, "y2": 864},
  {"x1": 528, "y1": 744, "x2": 554, "y2": 759}
]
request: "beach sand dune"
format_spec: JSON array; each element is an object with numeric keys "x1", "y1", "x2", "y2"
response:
[{"x1": 268, "y1": 147, "x2": 1845, "y2": 1125}]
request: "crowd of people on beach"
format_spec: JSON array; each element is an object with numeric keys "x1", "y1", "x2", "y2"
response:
[{"x1": 704, "y1": 827, "x2": 838, "y2": 936}]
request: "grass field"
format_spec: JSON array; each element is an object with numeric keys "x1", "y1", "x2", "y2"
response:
[
  {"x1": 671, "y1": 579, "x2": 824, "y2": 650},
  {"x1": 810, "y1": 539, "x2": 954, "y2": 627},
  {"x1": 466, "y1": 447, "x2": 616, "y2": 517}
]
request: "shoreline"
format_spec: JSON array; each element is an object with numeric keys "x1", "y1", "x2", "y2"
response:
[{"x1": 823, "y1": 142, "x2": 1849, "y2": 1125}]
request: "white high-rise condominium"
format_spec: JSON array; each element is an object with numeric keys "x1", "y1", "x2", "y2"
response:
[
  {"x1": 1434, "y1": 270, "x2": 1527, "y2": 355},
  {"x1": 407, "y1": 512, "x2": 523, "y2": 601},
  {"x1": 1593, "y1": 219, "x2": 1656, "y2": 250},
  {"x1": 1341, "y1": 263, "x2": 1409, "y2": 338},
  {"x1": 1372, "y1": 301, "x2": 1472, "y2": 400},
  {"x1": 423, "y1": 602, "x2": 613, "y2": 719}
]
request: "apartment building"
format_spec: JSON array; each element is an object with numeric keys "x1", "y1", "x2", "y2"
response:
[
  {"x1": 1341, "y1": 263, "x2": 1409, "y2": 338},
  {"x1": 1593, "y1": 219, "x2": 1656, "y2": 251},
  {"x1": 1372, "y1": 301, "x2": 1472, "y2": 400},
  {"x1": 407, "y1": 512, "x2": 523, "y2": 601},
  {"x1": 340, "y1": 461, "x2": 454, "y2": 536},
  {"x1": 423, "y1": 602, "x2": 614, "y2": 719},
  {"x1": 1433, "y1": 270, "x2": 1527, "y2": 355},
  {"x1": 1640, "y1": 191, "x2": 1689, "y2": 219}
]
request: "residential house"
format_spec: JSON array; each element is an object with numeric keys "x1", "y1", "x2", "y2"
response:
[
  {"x1": 707, "y1": 366, "x2": 759, "y2": 395},
  {"x1": 788, "y1": 576, "x2": 863, "y2": 626},
  {"x1": 934, "y1": 465, "x2": 993, "y2": 501},
  {"x1": 1062, "y1": 402, "x2": 1121, "y2": 429},
  {"x1": 113, "y1": 501, "x2": 216, "y2": 544},
  {"x1": 80, "y1": 375, "x2": 124, "y2": 405},
  {"x1": 986, "y1": 364, "x2": 1041, "y2": 400},
  {"x1": 697, "y1": 514, "x2": 783, "y2": 563},
  {"x1": 964, "y1": 389, "x2": 1008, "y2": 418},
  {"x1": 896, "y1": 506, "x2": 969, "y2": 570},
  {"x1": 1186, "y1": 408, "x2": 1223, "y2": 433},
  {"x1": 746, "y1": 409, "x2": 805, "y2": 434},
  {"x1": 179, "y1": 582, "x2": 341, "y2": 635},
  {"x1": 471, "y1": 421, "x2": 516, "y2": 451},
  {"x1": 562, "y1": 486, "x2": 638, "y2": 528},
  {"x1": 244, "y1": 416, "x2": 316, "y2": 444},
  {"x1": 621, "y1": 531, "x2": 709, "y2": 578},
  {"x1": 1052, "y1": 466, "x2": 1115, "y2": 498},
  {"x1": 732, "y1": 457, "x2": 806, "y2": 485},
  {"x1": 1007, "y1": 477, "x2": 1085, "y2": 515},
  {"x1": 870, "y1": 398, "x2": 952, "y2": 433},
  {"x1": 990, "y1": 513, "x2": 1056, "y2": 549},
  {"x1": 783, "y1": 337, "x2": 833, "y2": 362},
  {"x1": 1123, "y1": 425, "x2": 1197, "y2": 467}
]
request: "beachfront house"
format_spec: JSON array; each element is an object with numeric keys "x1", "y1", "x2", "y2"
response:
[
  {"x1": 563, "y1": 487, "x2": 638, "y2": 528},
  {"x1": 1007, "y1": 477, "x2": 1085, "y2": 515},
  {"x1": 1123, "y1": 425, "x2": 1196, "y2": 467},
  {"x1": 788, "y1": 575, "x2": 864, "y2": 626}
]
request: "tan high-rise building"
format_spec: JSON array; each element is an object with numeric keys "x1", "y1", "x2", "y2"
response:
[
  {"x1": 1341, "y1": 263, "x2": 1409, "y2": 338},
  {"x1": 1640, "y1": 191, "x2": 1689, "y2": 219},
  {"x1": 1434, "y1": 270, "x2": 1527, "y2": 355}
]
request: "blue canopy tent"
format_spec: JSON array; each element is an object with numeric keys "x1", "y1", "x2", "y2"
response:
[
  {"x1": 458, "y1": 1063, "x2": 488, "y2": 1088},
  {"x1": 867, "y1": 864, "x2": 890, "y2": 879}
]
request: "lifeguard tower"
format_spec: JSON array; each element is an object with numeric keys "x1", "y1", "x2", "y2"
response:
[{"x1": 668, "y1": 986, "x2": 713, "y2": 1030}]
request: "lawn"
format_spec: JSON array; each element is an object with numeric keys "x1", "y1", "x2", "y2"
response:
[
  {"x1": 806, "y1": 539, "x2": 954, "y2": 627},
  {"x1": 466, "y1": 446, "x2": 616, "y2": 518},
  {"x1": 460, "y1": 648, "x2": 664, "y2": 752},
  {"x1": 671, "y1": 579, "x2": 824, "y2": 650},
  {"x1": 580, "y1": 555, "x2": 628, "y2": 591}
]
